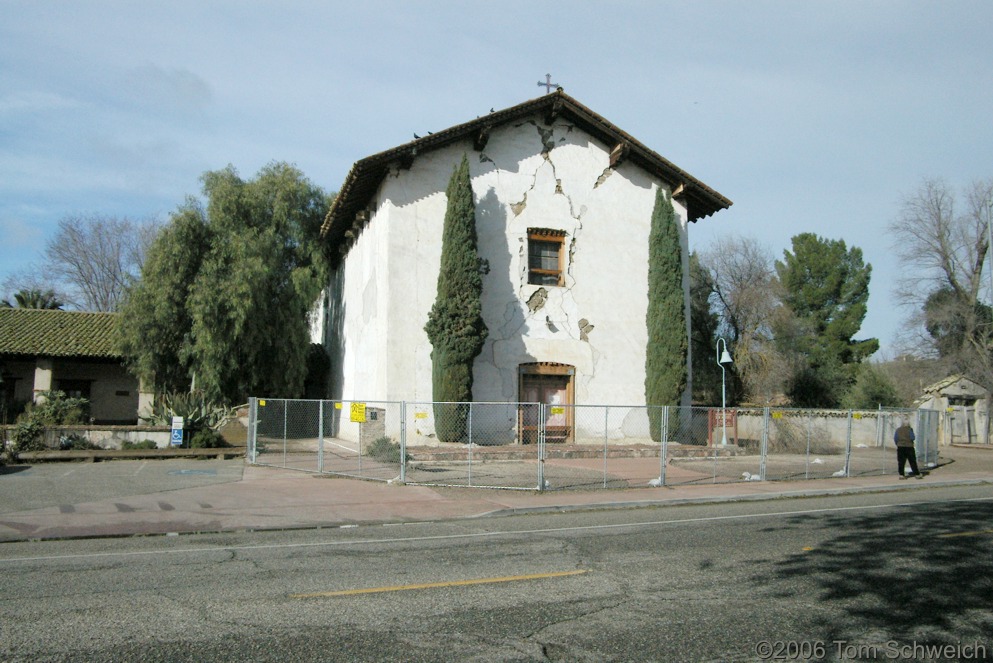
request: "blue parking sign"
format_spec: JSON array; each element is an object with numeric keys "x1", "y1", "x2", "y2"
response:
[{"x1": 170, "y1": 416, "x2": 184, "y2": 446}]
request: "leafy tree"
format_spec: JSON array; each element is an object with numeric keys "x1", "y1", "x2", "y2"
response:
[
  {"x1": 700, "y1": 235, "x2": 784, "y2": 404},
  {"x1": 776, "y1": 233, "x2": 878, "y2": 407},
  {"x1": 890, "y1": 178, "x2": 993, "y2": 388},
  {"x1": 645, "y1": 188, "x2": 686, "y2": 438},
  {"x1": 2, "y1": 289, "x2": 64, "y2": 309},
  {"x1": 424, "y1": 155, "x2": 488, "y2": 442},
  {"x1": 3, "y1": 215, "x2": 159, "y2": 312},
  {"x1": 118, "y1": 210, "x2": 210, "y2": 394},
  {"x1": 118, "y1": 163, "x2": 332, "y2": 404},
  {"x1": 46, "y1": 215, "x2": 160, "y2": 311}
]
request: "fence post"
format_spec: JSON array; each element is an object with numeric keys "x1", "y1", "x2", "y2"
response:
[
  {"x1": 602, "y1": 405, "x2": 609, "y2": 489},
  {"x1": 282, "y1": 399, "x2": 288, "y2": 468},
  {"x1": 400, "y1": 401, "x2": 407, "y2": 483},
  {"x1": 538, "y1": 403, "x2": 546, "y2": 491},
  {"x1": 318, "y1": 399, "x2": 324, "y2": 474},
  {"x1": 467, "y1": 402, "x2": 473, "y2": 488},
  {"x1": 844, "y1": 410, "x2": 853, "y2": 477},
  {"x1": 760, "y1": 407, "x2": 770, "y2": 481},
  {"x1": 660, "y1": 406, "x2": 669, "y2": 486},
  {"x1": 247, "y1": 397, "x2": 257, "y2": 463}
]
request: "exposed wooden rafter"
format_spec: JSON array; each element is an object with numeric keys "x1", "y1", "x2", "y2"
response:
[
  {"x1": 473, "y1": 125, "x2": 491, "y2": 152},
  {"x1": 609, "y1": 142, "x2": 630, "y2": 168},
  {"x1": 397, "y1": 148, "x2": 416, "y2": 171},
  {"x1": 543, "y1": 98, "x2": 563, "y2": 125}
]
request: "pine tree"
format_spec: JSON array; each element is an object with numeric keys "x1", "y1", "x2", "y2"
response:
[
  {"x1": 424, "y1": 155, "x2": 488, "y2": 442},
  {"x1": 645, "y1": 187, "x2": 687, "y2": 440},
  {"x1": 775, "y1": 233, "x2": 878, "y2": 407}
]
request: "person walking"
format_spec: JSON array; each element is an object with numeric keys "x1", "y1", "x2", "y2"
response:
[{"x1": 894, "y1": 419, "x2": 923, "y2": 479}]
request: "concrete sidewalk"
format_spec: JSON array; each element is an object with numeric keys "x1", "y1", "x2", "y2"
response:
[{"x1": 1, "y1": 445, "x2": 992, "y2": 543}]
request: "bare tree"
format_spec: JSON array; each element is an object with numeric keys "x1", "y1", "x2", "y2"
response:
[
  {"x1": 701, "y1": 235, "x2": 794, "y2": 404},
  {"x1": 890, "y1": 178, "x2": 993, "y2": 385},
  {"x1": 41, "y1": 215, "x2": 161, "y2": 311}
]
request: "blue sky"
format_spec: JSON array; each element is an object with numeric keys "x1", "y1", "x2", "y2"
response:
[{"x1": 2, "y1": 1, "x2": 992, "y2": 357}]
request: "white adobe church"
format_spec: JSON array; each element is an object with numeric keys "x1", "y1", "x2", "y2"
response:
[{"x1": 314, "y1": 90, "x2": 731, "y2": 427}]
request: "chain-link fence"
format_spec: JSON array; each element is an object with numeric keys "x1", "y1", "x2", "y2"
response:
[
  {"x1": 248, "y1": 398, "x2": 404, "y2": 481},
  {"x1": 247, "y1": 399, "x2": 941, "y2": 490}
]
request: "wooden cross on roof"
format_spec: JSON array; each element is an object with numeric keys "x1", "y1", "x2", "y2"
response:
[{"x1": 537, "y1": 73, "x2": 559, "y2": 94}]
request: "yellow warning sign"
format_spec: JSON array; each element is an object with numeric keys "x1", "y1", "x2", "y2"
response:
[
  {"x1": 414, "y1": 411, "x2": 428, "y2": 419},
  {"x1": 350, "y1": 402, "x2": 367, "y2": 423},
  {"x1": 335, "y1": 402, "x2": 343, "y2": 409},
  {"x1": 550, "y1": 407, "x2": 564, "y2": 415},
  {"x1": 259, "y1": 400, "x2": 266, "y2": 407},
  {"x1": 772, "y1": 412, "x2": 783, "y2": 419},
  {"x1": 853, "y1": 412, "x2": 863, "y2": 419}
]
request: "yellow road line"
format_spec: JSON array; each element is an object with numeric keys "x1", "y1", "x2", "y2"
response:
[
  {"x1": 290, "y1": 569, "x2": 589, "y2": 599},
  {"x1": 937, "y1": 529, "x2": 993, "y2": 538}
]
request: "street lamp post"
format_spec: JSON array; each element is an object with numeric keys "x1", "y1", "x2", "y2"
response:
[
  {"x1": 987, "y1": 198, "x2": 993, "y2": 321},
  {"x1": 716, "y1": 338, "x2": 733, "y2": 445}
]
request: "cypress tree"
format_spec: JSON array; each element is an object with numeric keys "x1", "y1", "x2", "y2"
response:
[
  {"x1": 645, "y1": 187, "x2": 687, "y2": 440},
  {"x1": 424, "y1": 154, "x2": 488, "y2": 442}
]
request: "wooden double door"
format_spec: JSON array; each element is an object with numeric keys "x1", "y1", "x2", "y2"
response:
[{"x1": 520, "y1": 366, "x2": 573, "y2": 444}]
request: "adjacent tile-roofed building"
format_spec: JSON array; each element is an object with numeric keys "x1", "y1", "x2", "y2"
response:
[
  {"x1": 0, "y1": 308, "x2": 121, "y2": 359},
  {"x1": 0, "y1": 308, "x2": 145, "y2": 424}
]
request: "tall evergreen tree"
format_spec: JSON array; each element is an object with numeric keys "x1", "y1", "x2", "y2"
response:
[
  {"x1": 645, "y1": 188, "x2": 687, "y2": 439},
  {"x1": 775, "y1": 233, "x2": 878, "y2": 407},
  {"x1": 424, "y1": 154, "x2": 488, "y2": 442},
  {"x1": 688, "y1": 252, "x2": 724, "y2": 405}
]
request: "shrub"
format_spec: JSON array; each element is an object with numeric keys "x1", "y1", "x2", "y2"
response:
[
  {"x1": 122, "y1": 439, "x2": 158, "y2": 450},
  {"x1": 189, "y1": 428, "x2": 228, "y2": 449},
  {"x1": 25, "y1": 390, "x2": 89, "y2": 425},
  {"x1": 11, "y1": 391, "x2": 91, "y2": 454},
  {"x1": 141, "y1": 391, "x2": 233, "y2": 431},
  {"x1": 59, "y1": 433, "x2": 99, "y2": 450},
  {"x1": 365, "y1": 436, "x2": 407, "y2": 463},
  {"x1": 12, "y1": 420, "x2": 45, "y2": 453}
]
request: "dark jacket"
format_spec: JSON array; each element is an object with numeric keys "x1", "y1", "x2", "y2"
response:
[{"x1": 894, "y1": 425, "x2": 916, "y2": 448}]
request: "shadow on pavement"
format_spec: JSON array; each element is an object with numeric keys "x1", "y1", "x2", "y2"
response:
[{"x1": 751, "y1": 500, "x2": 993, "y2": 652}]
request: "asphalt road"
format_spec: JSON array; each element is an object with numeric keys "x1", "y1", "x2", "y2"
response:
[{"x1": 2, "y1": 486, "x2": 992, "y2": 662}]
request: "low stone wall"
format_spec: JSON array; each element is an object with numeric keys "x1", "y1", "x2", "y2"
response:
[{"x1": 0, "y1": 425, "x2": 172, "y2": 450}]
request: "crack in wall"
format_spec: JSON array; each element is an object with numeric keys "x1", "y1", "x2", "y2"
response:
[{"x1": 593, "y1": 167, "x2": 613, "y2": 188}]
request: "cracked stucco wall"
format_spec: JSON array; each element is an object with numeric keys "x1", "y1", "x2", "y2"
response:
[{"x1": 328, "y1": 111, "x2": 692, "y2": 417}]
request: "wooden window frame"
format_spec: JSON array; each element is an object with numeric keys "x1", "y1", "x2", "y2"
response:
[{"x1": 527, "y1": 229, "x2": 566, "y2": 287}]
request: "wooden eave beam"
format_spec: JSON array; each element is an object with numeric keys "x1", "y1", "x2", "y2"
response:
[
  {"x1": 397, "y1": 148, "x2": 416, "y2": 171},
  {"x1": 544, "y1": 98, "x2": 563, "y2": 125},
  {"x1": 473, "y1": 125, "x2": 491, "y2": 152},
  {"x1": 609, "y1": 142, "x2": 630, "y2": 168}
]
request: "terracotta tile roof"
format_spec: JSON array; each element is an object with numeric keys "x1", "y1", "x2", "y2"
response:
[
  {"x1": 0, "y1": 308, "x2": 122, "y2": 359},
  {"x1": 322, "y1": 90, "x2": 732, "y2": 259}
]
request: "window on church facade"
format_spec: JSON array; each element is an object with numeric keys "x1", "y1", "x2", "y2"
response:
[{"x1": 527, "y1": 229, "x2": 566, "y2": 286}]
